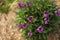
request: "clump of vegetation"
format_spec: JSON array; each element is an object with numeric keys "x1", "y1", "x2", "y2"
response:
[
  {"x1": 0, "y1": 0, "x2": 14, "y2": 13},
  {"x1": 16, "y1": 0, "x2": 60, "y2": 40}
]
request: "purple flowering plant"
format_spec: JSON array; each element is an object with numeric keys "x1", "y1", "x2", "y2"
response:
[{"x1": 16, "y1": 0, "x2": 60, "y2": 40}]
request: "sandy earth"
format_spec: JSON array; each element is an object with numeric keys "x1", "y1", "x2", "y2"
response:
[
  {"x1": 0, "y1": 11, "x2": 23, "y2": 40},
  {"x1": 0, "y1": 0, "x2": 60, "y2": 40}
]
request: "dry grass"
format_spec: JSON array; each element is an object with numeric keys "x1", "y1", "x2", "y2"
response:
[{"x1": 0, "y1": 0, "x2": 60, "y2": 40}]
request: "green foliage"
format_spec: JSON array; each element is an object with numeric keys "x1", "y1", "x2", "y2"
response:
[
  {"x1": 0, "y1": 0, "x2": 14, "y2": 13},
  {"x1": 16, "y1": 0, "x2": 60, "y2": 40}
]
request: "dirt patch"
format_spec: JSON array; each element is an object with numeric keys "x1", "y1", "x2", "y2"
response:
[{"x1": 0, "y1": 11, "x2": 23, "y2": 40}]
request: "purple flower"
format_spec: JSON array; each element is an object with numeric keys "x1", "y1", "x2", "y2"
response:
[
  {"x1": 44, "y1": 18, "x2": 49, "y2": 24},
  {"x1": 44, "y1": 17, "x2": 47, "y2": 21},
  {"x1": 28, "y1": 16, "x2": 33, "y2": 22},
  {"x1": 18, "y1": 24, "x2": 23, "y2": 29},
  {"x1": 23, "y1": 23, "x2": 28, "y2": 29},
  {"x1": 44, "y1": 19, "x2": 49, "y2": 24},
  {"x1": 37, "y1": 26, "x2": 44, "y2": 33},
  {"x1": 44, "y1": 11, "x2": 49, "y2": 17},
  {"x1": 28, "y1": 32, "x2": 33, "y2": 37},
  {"x1": 26, "y1": 2, "x2": 31, "y2": 7},
  {"x1": 18, "y1": 3, "x2": 24, "y2": 8},
  {"x1": 54, "y1": 10, "x2": 60, "y2": 16}
]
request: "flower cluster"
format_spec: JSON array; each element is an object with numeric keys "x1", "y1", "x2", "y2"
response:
[
  {"x1": 43, "y1": 11, "x2": 49, "y2": 24},
  {"x1": 18, "y1": 10, "x2": 60, "y2": 37},
  {"x1": 16, "y1": 0, "x2": 60, "y2": 40},
  {"x1": 18, "y1": 16, "x2": 44, "y2": 37},
  {"x1": 18, "y1": 23, "x2": 28, "y2": 29},
  {"x1": 18, "y1": 2, "x2": 31, "y2": 8}
]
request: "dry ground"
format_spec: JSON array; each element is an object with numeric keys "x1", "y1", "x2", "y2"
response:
[{"x1": 0, "y1": 0, "x2": 60, "y2": 40}]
